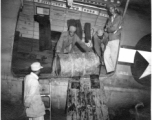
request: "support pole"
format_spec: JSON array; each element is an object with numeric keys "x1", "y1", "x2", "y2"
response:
[{"x1": 122, "y1": 0, "x2": 130, "y2": 18}]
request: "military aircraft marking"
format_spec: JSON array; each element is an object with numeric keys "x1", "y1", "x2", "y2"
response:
[{"x1": 118, "y1": 48, "x2": 151, "y2": 79}]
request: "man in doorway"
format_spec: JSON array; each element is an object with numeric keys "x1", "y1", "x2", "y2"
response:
[
  {"x1": 24, "y1": 62, "x2": 45, "y2": 120},
  {"x1": 56, "y1": 25, "x2": 92, "y2": 54},
  {"x1": 104, "y1": 4, "x2": 122, "y2": 73}
]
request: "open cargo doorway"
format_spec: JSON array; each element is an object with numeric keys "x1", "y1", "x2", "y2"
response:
[
  {"x1": 11, "y1": 1, "x2": 62, "y2": 77},
  {"x1": 11, "y1": 0, "x2": 120, "y2": 78}
]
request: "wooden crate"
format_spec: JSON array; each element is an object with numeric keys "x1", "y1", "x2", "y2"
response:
[
  {"x1": 18, "y1": 29, "x2": 34, "y2": 35},
  {"x1": 22, "y1": 11, "x2": 35, "y2": 16},
  {"x1": 21, "y1": 33, "x2": 34, "y2": 38},
  {"x1": 17, "y1": 24, "x2": 34, "y2": 31},
  {"x1": 51, "y1": 19, "x2": 65, "y2": 27},
  {"x1": 50, "y1": 12, "x2": 65, "y2": 21},
  {"x1": 19, "y1": 15, "x2": 34, "y2": 22},
  {"x1": 19, "y1": 12, "x2": 34, "y2": 18},
  {"x1": 33, "y1": 35, "x2": 39, "y2": 39},
  {"x1": 18, "y1": 20, "x2": 34, "y2": 27},
  {"x1": 34, "y1": 27, "x2": 39, "y2": 32},
  {"x1": 23, "y1": 5, "x2": 34, "y2": 10},
  {"x1": 34, "y1": 22, "x2": 39, "y2": 28},
  {"x1": 34, "y1": 31, "x2": 39, "y2": 36},
  {"x1": 51, "y1": 25, "x2": 65, "y2": 32},
  {"x1": 23, "y1": 1, "x2": 34, "y2": 6}
]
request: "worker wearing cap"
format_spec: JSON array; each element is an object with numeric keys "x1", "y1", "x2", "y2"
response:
[
  {"x1": 56, "y1": 25, "x2": 93, "y2": 54},
  {"x1": 104, "y1": 4, "x2": 122, "y2": 73},
  {"x1": 24, "y1": 62, "x2": 45, "y2": 120}
]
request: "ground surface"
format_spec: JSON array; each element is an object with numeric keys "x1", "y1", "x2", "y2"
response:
[
  {"x1": 1, "y1": 101, "x2": 66, "y2": 120},
  {"x1": 1, "y1": 101, "x2": 150, "y2": 120}
]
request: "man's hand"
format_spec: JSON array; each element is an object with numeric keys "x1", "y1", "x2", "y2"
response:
[
  {"x1": 104, "y1": 28, "x2": 107, "y2": 32},
  {"x1": 119, "y1": 26, "x2": 122, "y2": 29},
  {"x1": 114, "y1": 26, "x2": 122, "y2": 34},
  {"x1": 85, "y1": 40, "x2": 93, "y2": 48},
  {"x1": 24, "y1": 102, "x2": 31, "y2": 108}
]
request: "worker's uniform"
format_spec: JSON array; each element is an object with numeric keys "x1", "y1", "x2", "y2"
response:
[
  {"x1": 56, "y1": 31, "x2": 92, "y2": 53},
  {"x1": 104, "y1": 13, "x2": 122, "y2": 73},
  {"x1": 92, "y1": 32, "x2": 108, "y2": 75},
  {"x1": 24, "y1": 72, "x2": 45, "y2": 120},
  {"x1": 93, "y1": 32, "x2": 108, "y2": 60}
]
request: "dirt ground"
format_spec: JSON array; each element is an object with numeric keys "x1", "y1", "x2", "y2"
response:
[
  {"x1": 1, "y1": 101, "x2": 66, "y2": 120},
  {"x1": 2, "y1": 101, "x2": 27, "y2": 120},
  {"x1": 1, "y1": 100, "x2": 150, "y2": 120}
]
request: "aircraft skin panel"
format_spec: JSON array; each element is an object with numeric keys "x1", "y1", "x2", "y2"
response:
[
  {"x1": 116, "y1": 9, "x2": 151, "y2": 88},
  {"x1": 120, "y1": 10, "x2": 151, "y2": 47},
  {"x1": 105, "y1": 88, "x2": 150, "y2": 109},
  {"x1": 2, "y1": 0, "x2": 21, "y2": 18},
  {"x1": 40, "y1": 78, "x2": 150, "y2": 110},
  {"x1": 1, "y1": 0, "x2": 21, "y2": 77}
]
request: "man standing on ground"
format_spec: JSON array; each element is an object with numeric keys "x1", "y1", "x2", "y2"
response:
[{"x1": 24, "y1": 62, "x2": 45, "y2": 120}]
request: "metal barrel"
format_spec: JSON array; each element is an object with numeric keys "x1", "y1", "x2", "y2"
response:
[{"x1": 52, "y1": 52, "x2": 100, "y2": 77}]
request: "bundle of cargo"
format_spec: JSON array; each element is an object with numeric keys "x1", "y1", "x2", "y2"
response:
[
  {"x1": 16, "y1": 0, "x2": 40, "y2": 40},
  {"x1": 66, "y1": 78, "x2": 109, "y2": 120},
  {"x1": 52, "y1": 52, "x2": 100, "y2": 77}
]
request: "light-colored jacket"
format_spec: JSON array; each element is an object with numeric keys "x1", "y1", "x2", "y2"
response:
[
  {"x1": 24, "y1": 72, "x2": 45, "y2": 117},
  {"x1": 56, "y1": 31, "x2": 92, "y2": 53}
]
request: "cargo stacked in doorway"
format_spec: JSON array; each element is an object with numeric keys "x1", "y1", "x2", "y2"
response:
[
  {"x1": 16, "y1": 0, "x2": 39, "y2": 40},
  {"x1": 16, "y1": 0, "x2": 40, "y2": 53},
  {"x1": 66, "y1": 77, "x2": 109, "y2": 120}
]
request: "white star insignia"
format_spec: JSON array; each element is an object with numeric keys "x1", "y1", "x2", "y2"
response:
[{"x1": 137, "y1": 50, "x2": 151, "y2": 79}]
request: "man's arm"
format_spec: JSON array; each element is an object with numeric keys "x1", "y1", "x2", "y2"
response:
[
  {"x1": 75, "y1": 35, "x2": 92, "y2": 52},
  {"x1": 107, "y1": 15, "x2": 122, "y2": 33},
  {"x1": 56, "y1": 32, "x2": 65, "y2": 53}
]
